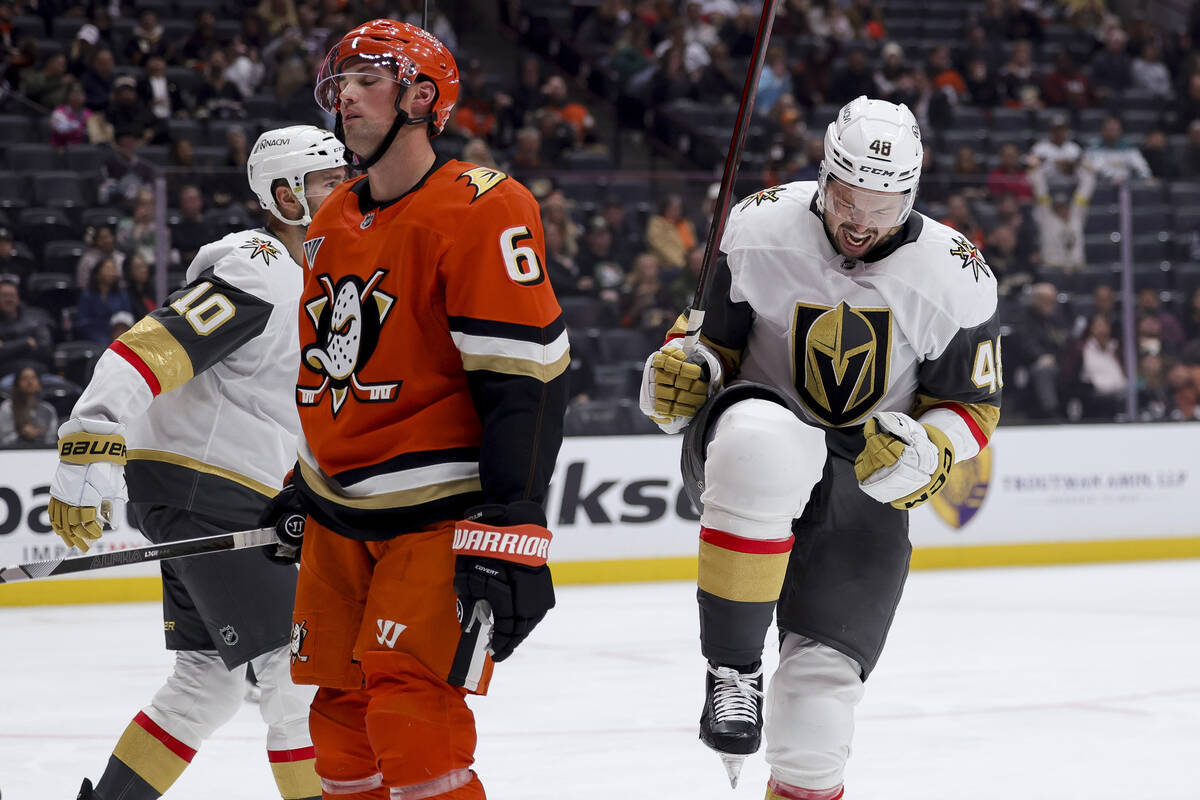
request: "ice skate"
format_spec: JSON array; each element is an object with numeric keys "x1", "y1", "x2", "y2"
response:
[{"x1": 699, "y1": 661, "x2": 764, "y2": 788}]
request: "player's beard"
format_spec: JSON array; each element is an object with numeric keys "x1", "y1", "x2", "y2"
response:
[{"x1": 833, "y1": 223, "x2": 879, "y2": 258}]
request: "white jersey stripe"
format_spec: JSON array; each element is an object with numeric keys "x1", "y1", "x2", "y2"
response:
[{"x1": 449, "y1": 329, "x2": 569, "y2": 365}]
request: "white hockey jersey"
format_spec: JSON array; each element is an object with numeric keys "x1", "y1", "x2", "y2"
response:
[
  {"x1": 70, "y1": 228, "x2": 302, "y2": 525},
  {"x1": 693, "y1": 181, "x2": 1001, "y2": 462}
]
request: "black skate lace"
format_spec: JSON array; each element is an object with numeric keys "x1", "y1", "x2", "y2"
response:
[{"x1": 708, "y1": 664, "x2": 764, "y2": 724}]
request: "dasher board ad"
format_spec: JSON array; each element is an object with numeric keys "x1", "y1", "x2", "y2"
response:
[{"x1": 1, "y1": 423, "x2": 1197, "y2": 577}]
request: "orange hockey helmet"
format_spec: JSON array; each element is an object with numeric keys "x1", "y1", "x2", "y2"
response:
[{"x1": 315, "y1": 19, "x2": 460, "y2": 136}]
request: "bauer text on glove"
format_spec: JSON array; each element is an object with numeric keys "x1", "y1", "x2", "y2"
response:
[{"x1": 48, "y1": 418, "x2": 128, "y2": 552}]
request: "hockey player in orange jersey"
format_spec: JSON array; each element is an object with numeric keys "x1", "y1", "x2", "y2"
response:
[{"x1": 258, "y1": 19, "x2": 569, "y2": 800}]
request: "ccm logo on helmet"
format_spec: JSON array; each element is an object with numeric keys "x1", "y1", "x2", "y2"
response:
[{"x1": 859, "y1": 166, "x2": 896, "y2": 176}]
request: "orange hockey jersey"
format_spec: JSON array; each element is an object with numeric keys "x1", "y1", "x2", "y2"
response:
[{"x1": 294, "y1": 158, "x2": 569, "y2": 539}]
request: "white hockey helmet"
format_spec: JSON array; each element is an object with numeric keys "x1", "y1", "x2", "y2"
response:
[
  {"x1": 816, "y1": 96, "x2": 922, "y2": 228},
  {"x1": 247, "y1": 125, "x2": 346, "y2": 226}
]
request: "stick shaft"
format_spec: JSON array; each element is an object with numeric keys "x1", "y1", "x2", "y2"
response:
[
  {"x1": 0, "y1": 527, "x2": 279, "y2": 584},
  {"x1": 683, "y1": 0, "x2": 779, "y2": 353}
]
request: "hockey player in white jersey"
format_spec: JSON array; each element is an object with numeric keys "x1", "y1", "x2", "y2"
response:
[
  {"x1": 48, "y1": 125, "x2": 347, "y2": 800},
  {"x1": 640, "y1": 97, "x2": 1002, "y2": 798}
]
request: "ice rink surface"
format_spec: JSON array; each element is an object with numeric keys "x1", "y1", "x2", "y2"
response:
[{"x1": 2, "y1": 560, "x2": 1199, "y2": 800}]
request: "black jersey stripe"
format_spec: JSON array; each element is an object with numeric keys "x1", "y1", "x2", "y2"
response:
[{"x1": 447, "y1": 313, "x2": 566, "y2": 344}]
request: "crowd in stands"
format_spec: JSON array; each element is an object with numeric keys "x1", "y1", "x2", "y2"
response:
[{"x1": 1, "y1": 0, "x2": 1200, "y2": 443}]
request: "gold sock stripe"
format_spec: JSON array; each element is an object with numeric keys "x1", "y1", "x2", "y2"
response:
[
  {"x1": 271, "y1": 758, "x2": 322, "y2": 799},
  {"x1": 698, "y1": 538, "x2": 791, "y2": 603},
  {"x1": 111, "y1": 716, "x2": 192, "y2": 795}
]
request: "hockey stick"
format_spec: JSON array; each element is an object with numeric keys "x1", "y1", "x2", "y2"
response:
[
  {"x1": 681, "y1": 0, "x2": 779, "y2": 355},
  {"x1": 0, "y1": 526, "x2": 282, "y2": 584}
]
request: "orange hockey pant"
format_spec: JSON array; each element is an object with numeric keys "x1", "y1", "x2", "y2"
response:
[{"x1": 290, "y1": 517, "x2": 494, "y2": 799}]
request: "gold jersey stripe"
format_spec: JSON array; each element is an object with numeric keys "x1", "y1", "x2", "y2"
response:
[
  {"x1": 459, "y1": 348, "x2": 570, "y2": 382},
  {"x1": 127, "y1": 449, "x2": 276, "y2": 498},
  {"x1": 111, "y1": 720, "x2": 190, "y2": 794},
  {"x1": 297, "y1": 458, "x2": 482, "y2": 510},
  {"x1": 119, "y1": 316, "x2": 194, "y2": 393},
  {"x1": 271, "y1": 758, "x2": 321, "y2": 800},
  {"x1": 697, "y1": 539, "x2": 791, "y2": 603}
]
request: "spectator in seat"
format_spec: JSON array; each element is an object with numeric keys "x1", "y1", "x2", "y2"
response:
[
  {"x1": 0, "y1": 279, "x2": 54, "y2": 378},
  {"x1": 116, "y1": 188, "x2": 166, "y2": 267},
  {"x1": 182, "y1": 8, "x2": 220, "y2": 65},
  {"x1": 1174, "y1": 73, "x2": 1200, "y2": 134},
  {"x1": 139, "y1": 55, "x2": 186, "y2": 122},
  {"x1": 0, "y1": 365, "x2": 57, "y2": 448},
  {"x1": 1180, "y1": 120, "x2": 1200, "y2": 177},
  {"x1": 81, "y1": 47, "x2": 115, "y2": 113},
  {"x1": 646, "y1": 193, "x2": 697, "y2": 272},
  {"x1": 988, "y1": 142, "x2": 1034, "y2": 202},
  {"x1": 1002, "y1": 0, "x2": 1042, "y2": 42},
  {"x1": 874, "y1": 41, "x2": 907, "y2": 98},
  {"x1": 984, "y1": 223, "x2": 1032, "y2": 297},
  {"x1": 1090, "y1": 25, "x2": 1133, "y2": 103},
  {"x1": 1041, "y1": 49, "x2": 1094, "y2": 109},
  {"x1": 540, "y1": 75, "x2": 594, "y2": 148},
  {"x1": 50, "y1": 83, "x2": 94, "y2": 148},
  {"x1": 1140, "y1": 129, "x2": 1172, "y2": 177},
  {"x1": 509, "y1": 126, "x2": 544, "y2": 177},
  {"x1": 755, "y1": 45, "x2": 793, "y2": 117},
  {"x1": 100, "y1": 130, "x2": 156, "y2": 206},
  {"x1": 0, "y1": 229, "x2": 36, "y2": 286},
  {"x1": 1062, "y1": 313, "x2": 1127, "y2": 420},
  {"x1": 194, "y1": 50, "x2": 246, "y2": 120},
  {"x1": 1030, "y1": 154, "x2": 1096, "y2": 272},
  {"x1": 1000, "y1": 39, "x2": 1040, "y2": 108},
  {"x1": 107, "y1": 74, "x2": 161, "y2": 145},
  {"x1": 621, "y1": 251, "x2": 675, "y2": 332},
  {"x1": 600, "y1": 197, "x2": 640, "y2": 264},
  {"x1": 1183, "y1": 286, "x2": 1200, "y2": 343},
  {"x1": 124, "y1": 253, "x2": 157, "y2": 318},
  {"x1": 21, "y1": 52, "x2": 74, "y2": 110},
  {"x1": 1031, "y1": 114, "x2": 1083, "y2": 178},
  {"x1": 1088, "y1": 115, "x2": 1152, "y2": 182},
  {"x1": 1009, "y1": 281, "x2": 1071, "y2": 419},
  {"x1": 940, "y1": 193, "x2": 987, "y2": 248},
  {"x1": 963, "y1": 55, "x2": 1001, "y2": 107},
  {"x1": 1137, "y1": 287, "x2": 1186, "y2": 352},
  {"x1": 1136, "y1": 352, "x2": 1170, "y2": 422},
  {"x1": 172, "y1": 184, "x2": 214, "y2": 266},
  {"x1": 125, "y1": 7, "x2": 172, "y2": 67},
  {"x1": 75, "y1": 225, "x2": 125, "y2": 290},
  {"x1": 1167, "y1": 363, "x2": 1200, "y2": 420},
  {"x1": 109, "y1": 308, "x2": 135, "y2": 339},
  {"x1": 828, "y1": 47, "x2": 875, "y2": 106},
  {"x1": 542, "y1": 221, "x2": 586, "y2": 298},
  {"x1": 1072, "y1": 283, "x2": 1118, "y2": 338},
  {"x1": 951, "y1": 146, "x2": 988, "y2": 200},
  {"x1": 1131, "y1": 40, "x2": 1173, "y2": 99},
  {"x1": 76, "y1": 257, "x2": 132, "y2": 346},
  {"x1": 926, "y1": 44, "x2": 967, "y2": 102},
  {"x1": 67, "y1": 23, "x2": 100, "y2": 77}
]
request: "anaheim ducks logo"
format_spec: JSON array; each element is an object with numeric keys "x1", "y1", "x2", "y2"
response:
[
  {"x1": 792, "y1": 300, "x2": 891, "y2": 427},
  {"x1": 930, "y1": 444, "x2": 992, "y2": 529},
  {"x1": 297, "y1": 269, "x2": 401, "y2": 417}
]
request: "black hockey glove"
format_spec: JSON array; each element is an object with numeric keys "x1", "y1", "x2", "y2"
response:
[
  {"x1": 452, "y1": 501, "x2": 556, "y2": 662},
  {"x1": 258, "y1": 472, "x2": 308, "y2": 565}
]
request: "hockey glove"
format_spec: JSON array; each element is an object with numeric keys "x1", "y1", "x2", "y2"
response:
[
  {"x1": 854, "y1": 411, "x2": 955, "y2": 509},
  {"x1": 49, "y1": 418, "x2": 128, "y2": 552},
  {"x1": 638, "y1": 342, "x2": 724, "y2": 434},
  {"x1": 258, "y1": 474, "x2": 308, "y2": 565},
  {"x1": 453, "y1": 501, "x2": 555, "y2": 662}
]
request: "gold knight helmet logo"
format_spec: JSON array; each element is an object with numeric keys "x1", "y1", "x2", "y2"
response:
[{"x1": 793, "y1": 300, "x2": 892, "y2": 427}]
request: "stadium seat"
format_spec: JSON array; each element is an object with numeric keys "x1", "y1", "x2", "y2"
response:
[
  {"x1": 17, "y1": 207, "x2": 77, "y2": 247},
  {"x1": 32, "y1": 170, "x2": 92, "y2": 211},
  {"x1": 244, "y1": 94, "x2": 282, "y2": 120},
  {"x1": 166, "y1": 118, "x2": 203, "y2": 145},
  {"x1": 563, "y1": 398, "x2": 642, "y2": 436},
  {"x1": 38, "y1": 373, "x2": 83, "y2": 420},
  {"x1": 1131, "y1": 233, "x2": 1171, "y2": 262},
  {"x1": 1084, "y1": 233, "x2": 1122, "y2": 264},
  {"x1": 5, "y1": 143, "x2": 58, "y2": 171},
  {"x1": 192, "y1": 146, "x2": 227, "y2": 167},
  {"x1": 1131, "y1": 262, "x2": 1172, "y2": 291},
  {"x1": 1084, "y1": 208, "x2": 1119, "y2": 236},
  {"x1": 592, "y1": 327, "x2": 657, "y2": 363},
  {"x1": 0, "y1": 114, "x2": 34, "y2": 145},
  {"x1": 24, "y1": 272, "x2": 78, "y2": 315},
  {"x1": 590, "y1": 362, "x2": 642, "y2": 400},
  {"x1": 53, "y1": 340, "x2": 102, "y2": 387},
  {"x1": 42, "y1": 240, "x2": 88, "y2": 275},
  {"x1": 1171, "y1": 263, "x2": 1200, "y2": 296},
  {"x1": 1168, "y1": 182, "x2": 1200, "y2": 206},
  {"x1": 204, "y1": 206, "x2": 252, "y2": 235},
  {"x1": 11, "y1": 13, "x2": 44, "y2": 39},
  {"x1": 62, "y1": 144, "x2": 109, "y2": 176},
  {"x1": 559, "y1": 295, "x2": 609, "y2": 330},
  {"x1": 990, "y1": 108, "x2": 1032, "y2": 133},
  {"x1": 81, "y1": 207, "x2": 123, "y2": 230},
  {"x1": 0, "y1": 170, "x2": 29, "y2": 210}
]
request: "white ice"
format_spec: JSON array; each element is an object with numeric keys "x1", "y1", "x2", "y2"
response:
[{"x1": 2, "y1": 560, "x2": 1199, "y2": 800}]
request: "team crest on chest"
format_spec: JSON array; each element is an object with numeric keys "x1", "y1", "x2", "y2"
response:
[
  {"x1": 297, "y1": 269, "x2": 401, "y2": 417},
  {"x1": 949, "y1": 235, "x2": 990, "y2": 281},
  {"x1": 240, "y1": 236, "x2": 281, "y2": 264},
  {"x1": 792, "y1": 300, "x2": 892, "y2": 427}
]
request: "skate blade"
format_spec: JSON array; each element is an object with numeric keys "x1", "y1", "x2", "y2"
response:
[{"x1": 718, "y1": 752, "x2": 746, "y2": 789}]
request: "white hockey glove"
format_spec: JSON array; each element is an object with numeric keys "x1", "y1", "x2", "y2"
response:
[
  {"x1": 638, "y1": 342, "x2": 724, "y2": 434},
  {"x1": 854, "y1": 411, "x2": 955, "y2": 510},
  {"x1": 49, "y1": 418, "x2": 128, "y2": 551}
]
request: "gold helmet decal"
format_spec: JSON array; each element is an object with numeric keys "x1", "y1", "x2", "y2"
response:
[{"x1": 793, "y1": 300, "x2": 892, "y2": 426}]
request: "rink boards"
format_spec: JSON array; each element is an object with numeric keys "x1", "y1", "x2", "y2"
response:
[{"x1": 2, "y1": 422, "x2": 1199, "y2": 605}]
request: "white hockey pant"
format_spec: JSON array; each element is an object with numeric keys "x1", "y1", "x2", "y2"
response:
[
  {"x1": 142, "y1": 644, "x2": 316, "y2": 751},
  {"x1": 700, "y1": 398, "x2": 827, "y2": 541},
  {"x1": 765, "y1": 633, "x2": 865, "y2": 791}
]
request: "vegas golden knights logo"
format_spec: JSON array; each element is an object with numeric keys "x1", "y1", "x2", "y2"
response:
[
  {"x1": 297, "y1": 269, "x2": 401, "y2": 417},
  {"x1": 792, "y1": 301, "x2": 892, "y2": 427}
]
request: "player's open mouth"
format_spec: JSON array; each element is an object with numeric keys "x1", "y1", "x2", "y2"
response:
[{"x1": 842, "y1": 229, "x2": 871, "y2": 247}]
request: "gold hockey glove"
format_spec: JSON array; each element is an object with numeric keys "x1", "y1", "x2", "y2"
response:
[
  {"x1": 49, "y1": 419, "x2": 128, "y2": 551},
  {"x1": 854, "y1": 412, "x2": 954, "y2": 509}
]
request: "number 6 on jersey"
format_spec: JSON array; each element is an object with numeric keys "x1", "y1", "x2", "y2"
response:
[{"x1": 500, "y1": 225, "x2": 544, "y2": 285}]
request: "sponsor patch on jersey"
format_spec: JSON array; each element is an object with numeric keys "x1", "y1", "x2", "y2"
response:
[
  {"x1": 458, "y1": 166, "x2": 508, "y2": 202},
  {"x1": 792, "y1": 300, "x2": 892, "y2": 427},
  {"x1": 298, "y1": 269, "x2": 401, "y2": 417},
  {"x1": 949, "y1": 235, "x2": 991, "y2": 281},
  {"x1": 738, "y1": 185, "x2": 786, "y2": 211},
  {"x1": 930, "y1": 444, "x2": 992, "y2": 528},
  {"x1": 240, "y1": 236, "x2": 282, "y2": 264}
]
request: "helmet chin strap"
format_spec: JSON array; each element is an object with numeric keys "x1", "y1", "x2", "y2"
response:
[{"x1": 334, "y1": 84, "x2": 435, "y2": 171}]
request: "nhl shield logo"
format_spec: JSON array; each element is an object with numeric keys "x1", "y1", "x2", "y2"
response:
[
  {"x1": 930, "y1": 445, "x2": 993, "y2": 529},
  {"x1": 792, "y1": 300, "x2": 892, "y2": 427},
  {"x1": 219, "y1": 625, "x2": 239, "y2": 646}
]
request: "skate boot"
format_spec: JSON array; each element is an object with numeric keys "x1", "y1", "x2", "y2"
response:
[
  {"x1": 698, "y1": 660, "x2": 763, "y2": 788},
  {"x1": 76, "y1": 779, "x2": 95, "y2": 799}
]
